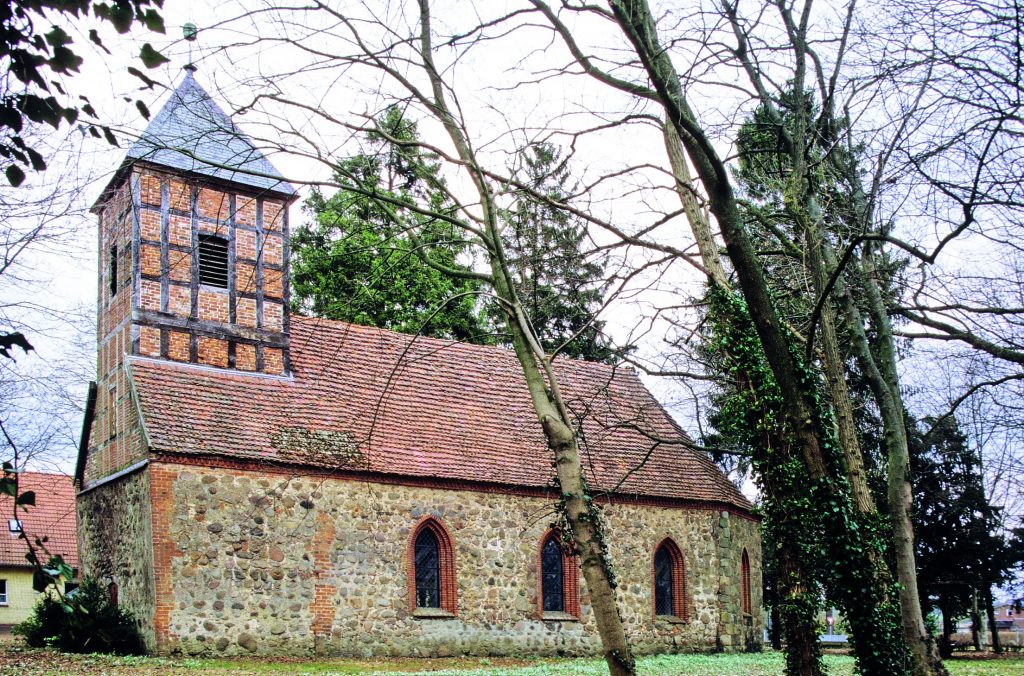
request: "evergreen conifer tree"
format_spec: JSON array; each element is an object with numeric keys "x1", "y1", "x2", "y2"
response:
[{"x1": 291, "y1": 108, "x2": 487, "y2": 342}]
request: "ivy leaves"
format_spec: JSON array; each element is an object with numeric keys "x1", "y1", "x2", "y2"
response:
[
  {"x1": 1, "y1": 1, "x2": 167, "y2": 186},
  {"x1": 705, "y1": 287, "x2": 909, "y2": 675}
]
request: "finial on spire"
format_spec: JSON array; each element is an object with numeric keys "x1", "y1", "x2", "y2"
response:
[{"x1": 183, "y1": 22, "x2": 198, "y2": 73}]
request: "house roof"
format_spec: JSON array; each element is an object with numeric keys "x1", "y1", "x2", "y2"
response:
[
  {"x1": 95, "y1": 71, "x2": 296, "y2": 208},
  {"x1": 0, "y1": 472, "x2": 78, "y2": 568},
  {"x1": 126, "y1": 316, "x2": 752, "y2": 511}
]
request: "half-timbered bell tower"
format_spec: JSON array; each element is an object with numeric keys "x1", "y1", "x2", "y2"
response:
[{"x1": 89, "y1": 72, "x2": 297, "y2": 476}]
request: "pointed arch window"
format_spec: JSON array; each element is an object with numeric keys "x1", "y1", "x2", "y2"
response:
[
  {"x1": 740, "y1": 548, "x2": 752, "y2": 616},
  {"x1": 415, "y1": 529, "x2": 440, "y2": 608},
  {"x1": 653, "y1": 538, "x2": 687, "y2": 620},
  {"x1": 538, "y1": 529, "x2": 580, "y2": 618},
  {"x1": 407, "y1": 516, "x2": 457, "y2": 614}
]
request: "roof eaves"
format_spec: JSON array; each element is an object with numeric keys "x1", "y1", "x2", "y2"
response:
[{"x1": 74, "y1": 382, "x2": 97, "y2": 489}]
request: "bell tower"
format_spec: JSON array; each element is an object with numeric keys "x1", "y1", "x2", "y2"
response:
[{"x1": 88, "y1": 71, "x2": 297, "y2": 475}]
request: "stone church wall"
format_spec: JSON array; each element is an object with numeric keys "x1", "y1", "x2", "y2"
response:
[
  {"x1": 148, "y1": 460, "x2": 761, "y2": 657},
  {"x1": 76, "y1": 467, "x2": 158, "y2": 649}
]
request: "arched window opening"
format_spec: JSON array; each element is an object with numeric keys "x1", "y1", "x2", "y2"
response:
[
  {"x1": 414, "y1": 528, "x2": 441, "y2": 608},
  {"x1": 537, "y1": 530, "x2": 580, "y2": 617},
  {"x1": 653, "y1": 538, "x2": 687, "y2": 620},
  {"x1": 406, "y1": 516, "x2": 457, "y2": 614},
  {"x1": 740, "y1": 548, "x2": 752, "y2": 616},
  {"x1": 654, "y1": 546, "x2": 674, "y2": 615},
  {"x1": 541, "y1": 536, "x2": 564, "y2": 612}
]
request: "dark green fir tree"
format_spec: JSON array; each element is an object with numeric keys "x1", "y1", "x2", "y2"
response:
[
  {"x1": 493, "y1": 142, "x2": 618, "y2": 362},
  {"x1": 290, "y1": 107, "x2": 487, "y2": 342}
]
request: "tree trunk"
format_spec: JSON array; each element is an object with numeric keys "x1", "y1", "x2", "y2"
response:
[
  {"x1": 415, "y1": 3, "x2": 636, "y2": 671},
  {"x1": 971, "y1": 588, "x2": 982, "y2": 651},
  {"x1": 939, "y1": 599, "x2": 953, "y2": 659},
  {"x1": 769, "y1": 602, "x2": 783, "y2": 650},
  {"x1": 805, "y1": 232, "x2": 876, "y2": 515},
  {"x1": 504, "y1": 313, "x2": 636, "y2": 675},
  {"x1": 985, "y1": 587, "x2": 1001, "y2": 653},
  {"x1": 662, "y1": 121, "x2": 728, "y2": 288},
  {"x1": 858, "y1": 254, "x2": 948, "y2": 676},
  {"x1": 611, "y1": 2, "x2": 909, "y2": 673}
]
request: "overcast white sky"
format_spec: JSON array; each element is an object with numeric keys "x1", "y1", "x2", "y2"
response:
[{"x1": 4, "y1": 1, "x2": 1023, "y2": 556}]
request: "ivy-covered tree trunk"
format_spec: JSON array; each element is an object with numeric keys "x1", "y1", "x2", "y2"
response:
[
  {"x1": 610, "y1": 1, "x2": 909, "y2": 673},
  {"x1": 707, "y1": 290, "x2": 828, "y2": 674},
  {"x1": 664, "y1": 125, "x2": 822, "y2": 672}
]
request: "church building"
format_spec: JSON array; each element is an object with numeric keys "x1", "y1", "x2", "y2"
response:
[{"x1": 75, "y1": 72, "x2": 762, "y2": 657}]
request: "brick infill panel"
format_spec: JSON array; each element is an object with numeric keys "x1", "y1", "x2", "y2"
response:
[
  {"x1": 310, "y1": 511, "x2": 337, "y2": 637},
  {"x1": 149, "y1": 463, "x2": 182, "y2": 647}
]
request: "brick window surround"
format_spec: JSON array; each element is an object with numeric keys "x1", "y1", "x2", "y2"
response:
[
  {"x1": 740, "y1": 548, "x2": 752, "y2": 616},
  {"x1": 537, "y1": 528, "x2": 580, "y2": 618},
  {"x1": 652, "y1": 537, "x2": 688, "y2": 620},
  {"x1": 406, "y1": 516, "x2": 457, "y2": 615}
]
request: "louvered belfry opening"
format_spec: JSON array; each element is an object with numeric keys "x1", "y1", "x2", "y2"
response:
[{"x1": 198, "y1": 234, "x2": 229, "y2": 288}]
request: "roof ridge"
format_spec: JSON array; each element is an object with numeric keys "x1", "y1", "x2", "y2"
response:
[{"x1": 290, "y1": 314, "x2": 629, "y2": 374}]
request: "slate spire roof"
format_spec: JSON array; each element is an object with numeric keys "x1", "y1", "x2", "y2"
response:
[{"x1": 100, "y1": 71, "x2": 296, "y2": 202}]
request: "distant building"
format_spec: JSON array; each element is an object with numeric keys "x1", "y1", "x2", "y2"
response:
[
  {"x1": 0, "y1": 472, "x2": 78, "y2": 628},
  {"x1": 994, "y1": 601, "x2": 1024, "y2": 632}
]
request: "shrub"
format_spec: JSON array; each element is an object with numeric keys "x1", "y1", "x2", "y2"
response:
[{"x1": 14, "y1": 577, "x2": 144, "y2": 655}]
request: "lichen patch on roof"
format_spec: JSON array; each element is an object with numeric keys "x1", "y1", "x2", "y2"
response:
[{"x1": 127, "y1": 316, "x2": 751, "y2": 511}]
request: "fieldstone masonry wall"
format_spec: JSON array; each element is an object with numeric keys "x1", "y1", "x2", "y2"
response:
[
  {"x1": 143, "y1": 461, "x2": 761, "y2": 658},
  {"x1": 76, "y1": 469, "x2": 157, "y2": 648}
]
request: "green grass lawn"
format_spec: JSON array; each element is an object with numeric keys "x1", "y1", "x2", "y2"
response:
[{"x1": 2, "y1": 646, "x2": 1022, "y2": 675}]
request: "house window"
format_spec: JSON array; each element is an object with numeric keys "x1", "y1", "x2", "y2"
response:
[
  {"x1": 407, "y1": 516, "x2": 457, "y2": 614},
  {"x1": 0, "y1": 579, "x2": 7, "y2": 605},
  {"x1": 109, "y1": 245, "x2": 118, "y2": 297},
  {"x1": 8, "y1": 518, "x2": 21, "y2": 533},
  {"x1": 653, "y1": 538, "x2": 687, "y2": 619},
  {"x1": 198, "y1": 234, "x2": 229, "y2": 288},
  {"x1": 538, "y1": 529, "x2": 580, "y2": 617},
  {"x1": 741, "y1": 548, "x2": 752, "y2": 616}
]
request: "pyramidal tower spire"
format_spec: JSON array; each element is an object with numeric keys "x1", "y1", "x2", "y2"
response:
[{"x1": 89, "y1": 63, "x2": 298, "y2": 475}]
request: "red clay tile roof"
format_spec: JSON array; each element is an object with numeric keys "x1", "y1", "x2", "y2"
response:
[
  {"x1": 127, "y1": 316, "x2": 751, "y2": 511},
  {"x1": 0, "y1": 472, "x2": 78, "y2": 568}
]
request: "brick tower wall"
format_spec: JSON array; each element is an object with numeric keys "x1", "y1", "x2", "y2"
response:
[
  {"x1": 85, "y1": 165, "x2": 292, "y2": 485},
  {"x1": 131, "y1": 166, "x2": 290, "y2": 374}
]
